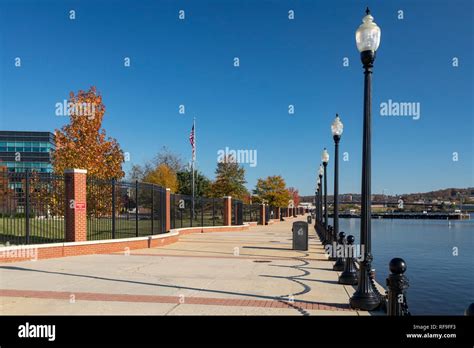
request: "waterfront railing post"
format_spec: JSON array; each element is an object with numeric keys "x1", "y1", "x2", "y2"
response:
[
  {"x1": 338, "y1": 235, "x2": 358, "y2": 285},
  {"x1": 333, "y1": 231, "x2": 345, "y2": 271},
  {"x1": 386, "y1": 258, "x2": 410, "y2": 316}
]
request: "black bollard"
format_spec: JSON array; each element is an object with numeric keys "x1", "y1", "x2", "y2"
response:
[
  {"x1": 386, "y1": 258, "x2": 410, "y2": 316},
  {"x1": 333, "y1": 231, "x2": 346, "y2": 271},
  {"x1": 338, "y1": 235, "x2": 358, "y2": 285}
]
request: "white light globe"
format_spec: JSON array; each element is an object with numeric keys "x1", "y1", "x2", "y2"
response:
[
  {"x1": 331, "y1": 114, "x2": 344, "y2": 137},
  {"x1": 355, "y1": 9, "x2": 381, "y2": 53},
  {"x1": 321, "y1": 148, "x2": 330, "y2": 164}
]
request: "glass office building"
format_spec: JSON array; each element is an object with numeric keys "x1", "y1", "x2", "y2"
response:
[{"x1": 0, "y1": 131, "x2": 55, "y2": 173}]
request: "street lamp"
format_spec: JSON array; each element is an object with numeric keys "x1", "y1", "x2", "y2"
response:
[
  {"x1": 350, "y1": 7, "x2": 382, "y2": 311},
  {"x1": 331, "y1": 114, "x2": 343, "y2": 266},
  {"x1": 318, "y1": 165, "x2": 324, "y2": 225},
  {"x1": 321, "y1": 148, "x2": 329, "y2": 238}
]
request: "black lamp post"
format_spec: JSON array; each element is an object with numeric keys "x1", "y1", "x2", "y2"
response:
[
  {"x1": 318, "y1": 165, "x2": 323, "y2": 226},
  {"x1": 331, "y1": 114, "x2": 343, "y2": 244},
  {"x1": 331, "y1": 114, "x2": 344, "y2": 267},
  {"x1": 349, "y1": 7, "x2": 382, "y2": 311},
  {"x1": 321, "y1": 149, "x2": 329, "y2": 236}
]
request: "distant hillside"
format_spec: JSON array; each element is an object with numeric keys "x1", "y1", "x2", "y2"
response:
[{"x1": 301, "y1": 187, "x2": 474, "y2": 203}]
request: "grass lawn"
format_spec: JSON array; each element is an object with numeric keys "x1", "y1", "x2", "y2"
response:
[{"x1": 0, "y1": 213, "x2": 226, "y2": 246}]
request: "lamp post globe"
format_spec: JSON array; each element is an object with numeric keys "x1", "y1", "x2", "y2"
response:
[
  {"x1": 321, "y1": 148, "x2": 330, "y2": 164},
  {"x1": 350, "y1": 7, "x2": 382, "y2": 311},
  {"x1": 355, "y1": 8, "x2": 381, "y2": 54},
  {"x1": 331, "y1": 114, "x2": 344, "y2": 138}
]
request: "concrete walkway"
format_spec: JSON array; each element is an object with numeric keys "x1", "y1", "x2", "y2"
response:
[{"x1": 0, "y1": 216, "x2": 374, "y2": 315}]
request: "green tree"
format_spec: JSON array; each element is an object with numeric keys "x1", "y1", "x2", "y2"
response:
[
  {"x1": 177, "y1": 169, "x2": 211, "y2": 197},
  {"x1": 253, "y1": 175, "x2": 291, "y2": 207},
  {"x1": 210, "y1": 155, "x2": 248, "y2": 199}
]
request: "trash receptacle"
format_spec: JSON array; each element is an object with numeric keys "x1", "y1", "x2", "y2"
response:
[
  {"x1": 307, "y1": 215, "x2": 312, "y2": 224},
  {"x1": 292, "y1": 221, "x2": 308, "y2": 251}
]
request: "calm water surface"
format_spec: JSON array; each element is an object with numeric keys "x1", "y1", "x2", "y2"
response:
[{"x1": 330, "y1": 216, "x2": 473, "y2": 315}]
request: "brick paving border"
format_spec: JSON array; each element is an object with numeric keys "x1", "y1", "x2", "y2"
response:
[
  {"x1": 108, "y1": 252, "x2": 330, "y2": 262},
  {"x1": 0, "y1": 289, "x2": 352, "y2": 311}
]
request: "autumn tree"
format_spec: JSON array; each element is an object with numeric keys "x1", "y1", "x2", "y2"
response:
[
  {"x1": 253, "y1": 175, "x2": 291, "y2": 207},
  {"x1": 143, "y1": 164, "x2": 179, "y2": 193},
  {"x1": 53, "y1": 87, "x2": 124, "y2": 217},
  {"x1": 210, "y1": 155, "x2": 248, "y2": 200},
  {"x1": 287, "y1": 187, "x2": 300, "y2": 206},
  {"x1": 53, "y1": 86, "x2": 124, "y2": 179}
]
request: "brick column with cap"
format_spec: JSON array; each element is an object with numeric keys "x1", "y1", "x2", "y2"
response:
[
  {"x1": 64, "y1": 169, "x2": 87, "y2": 242},
  {"x1": 223, "y1": 196, "x2": 232, "y2": 226},
  {"x1": 259, "y1": 204, "x2": 266, "y2": 225}
]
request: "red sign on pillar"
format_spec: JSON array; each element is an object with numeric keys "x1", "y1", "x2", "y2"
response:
[{"x1": 75, "y1": 202, "x2": 86, "y2": 211}]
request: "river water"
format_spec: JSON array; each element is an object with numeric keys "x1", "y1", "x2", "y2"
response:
[{"x1": 331, "y1": 216, "x2": 473, "y2": 315}]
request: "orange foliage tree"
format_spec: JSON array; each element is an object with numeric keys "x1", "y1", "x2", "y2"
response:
[
  {"x1": 53, "y1": 87, "x2": 125, "y2": 217},
  {"x1": 143, "y1": 164, "x2": 179, "y2": 193},
  {"x1": 287, "y1": 187, "x2": 300, "y2": 207},
  {"x1": 52, "y1": 86, "x2": 124, "y2": 179}
]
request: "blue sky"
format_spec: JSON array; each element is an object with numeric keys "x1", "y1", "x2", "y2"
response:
[{"x1": 0, "y1": 0, "x2": 472, "y2": 196}]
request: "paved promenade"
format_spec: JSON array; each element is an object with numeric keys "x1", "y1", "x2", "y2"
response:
[{"x1": 0, "y1": 216, "x2": 376, "y2": 315}]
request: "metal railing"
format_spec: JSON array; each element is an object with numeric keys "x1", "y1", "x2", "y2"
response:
[
  {"x1": 231, "y1": 199, "x2": 243, "y2": 226},
  {"x1": 0, "y1": 171, "x2": 66, "y2": 245},
  {"x1": 243, "y1": 204, "x2": 259, "y2": 222},
  {"x1": 170, "y1": 194, "x2": 224, "y2": 229},
  {"x1": 86, "y1": 178, "x2": 166, "y2": 241}
]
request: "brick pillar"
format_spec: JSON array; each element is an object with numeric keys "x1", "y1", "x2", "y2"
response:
[
  {"x1": 275, "y1": 207, "x2": 280, "y2": 219},
  {"x1": 259, "y1": 204, "x2": 266, "y2": 225},
  {"x1": 165, "y1": 188, "x2": 171, "y2": 232},
  {"x1": 223, "y1": 196, "x2": 232, "y2": 226},
  {"x1": 64, "y1": 169, "x2": 87, "y2": 242}
]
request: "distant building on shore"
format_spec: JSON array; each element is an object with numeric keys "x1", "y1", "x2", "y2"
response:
[{"x1": 0, "y1": 131, "x2": 55, "y2": 173}]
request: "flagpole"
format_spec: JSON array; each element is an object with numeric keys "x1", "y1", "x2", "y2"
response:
[{"x1": 192, "y1": 117, "x2": 196, "y2": 219}]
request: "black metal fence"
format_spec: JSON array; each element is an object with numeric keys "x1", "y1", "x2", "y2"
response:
[
  {"x1": 268, "y1": 206, "x2": 277, "y2": 220},
  {"x1": 0, "y1": 171, "x2": 66, "y2": 245},
  {"x1": 86, "y1": 178, "x2": 166, "y2": 241},
  {"x1": 170, "y1": 194, "x2": 224, "y2": 229},
  {"x1": 243, "y1": 204, "x2": 259, "y2": 223},
  {"x1": 1, "y1": 171, "x2": 250, "y2": 246},
  {"x1": 231, "y1": 199, "x2": 243, "y2": 226}
]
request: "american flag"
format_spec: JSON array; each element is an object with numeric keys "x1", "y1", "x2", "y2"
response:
[{"x1": 189, "y1": 124, "x2": 195, "y2": 161}]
